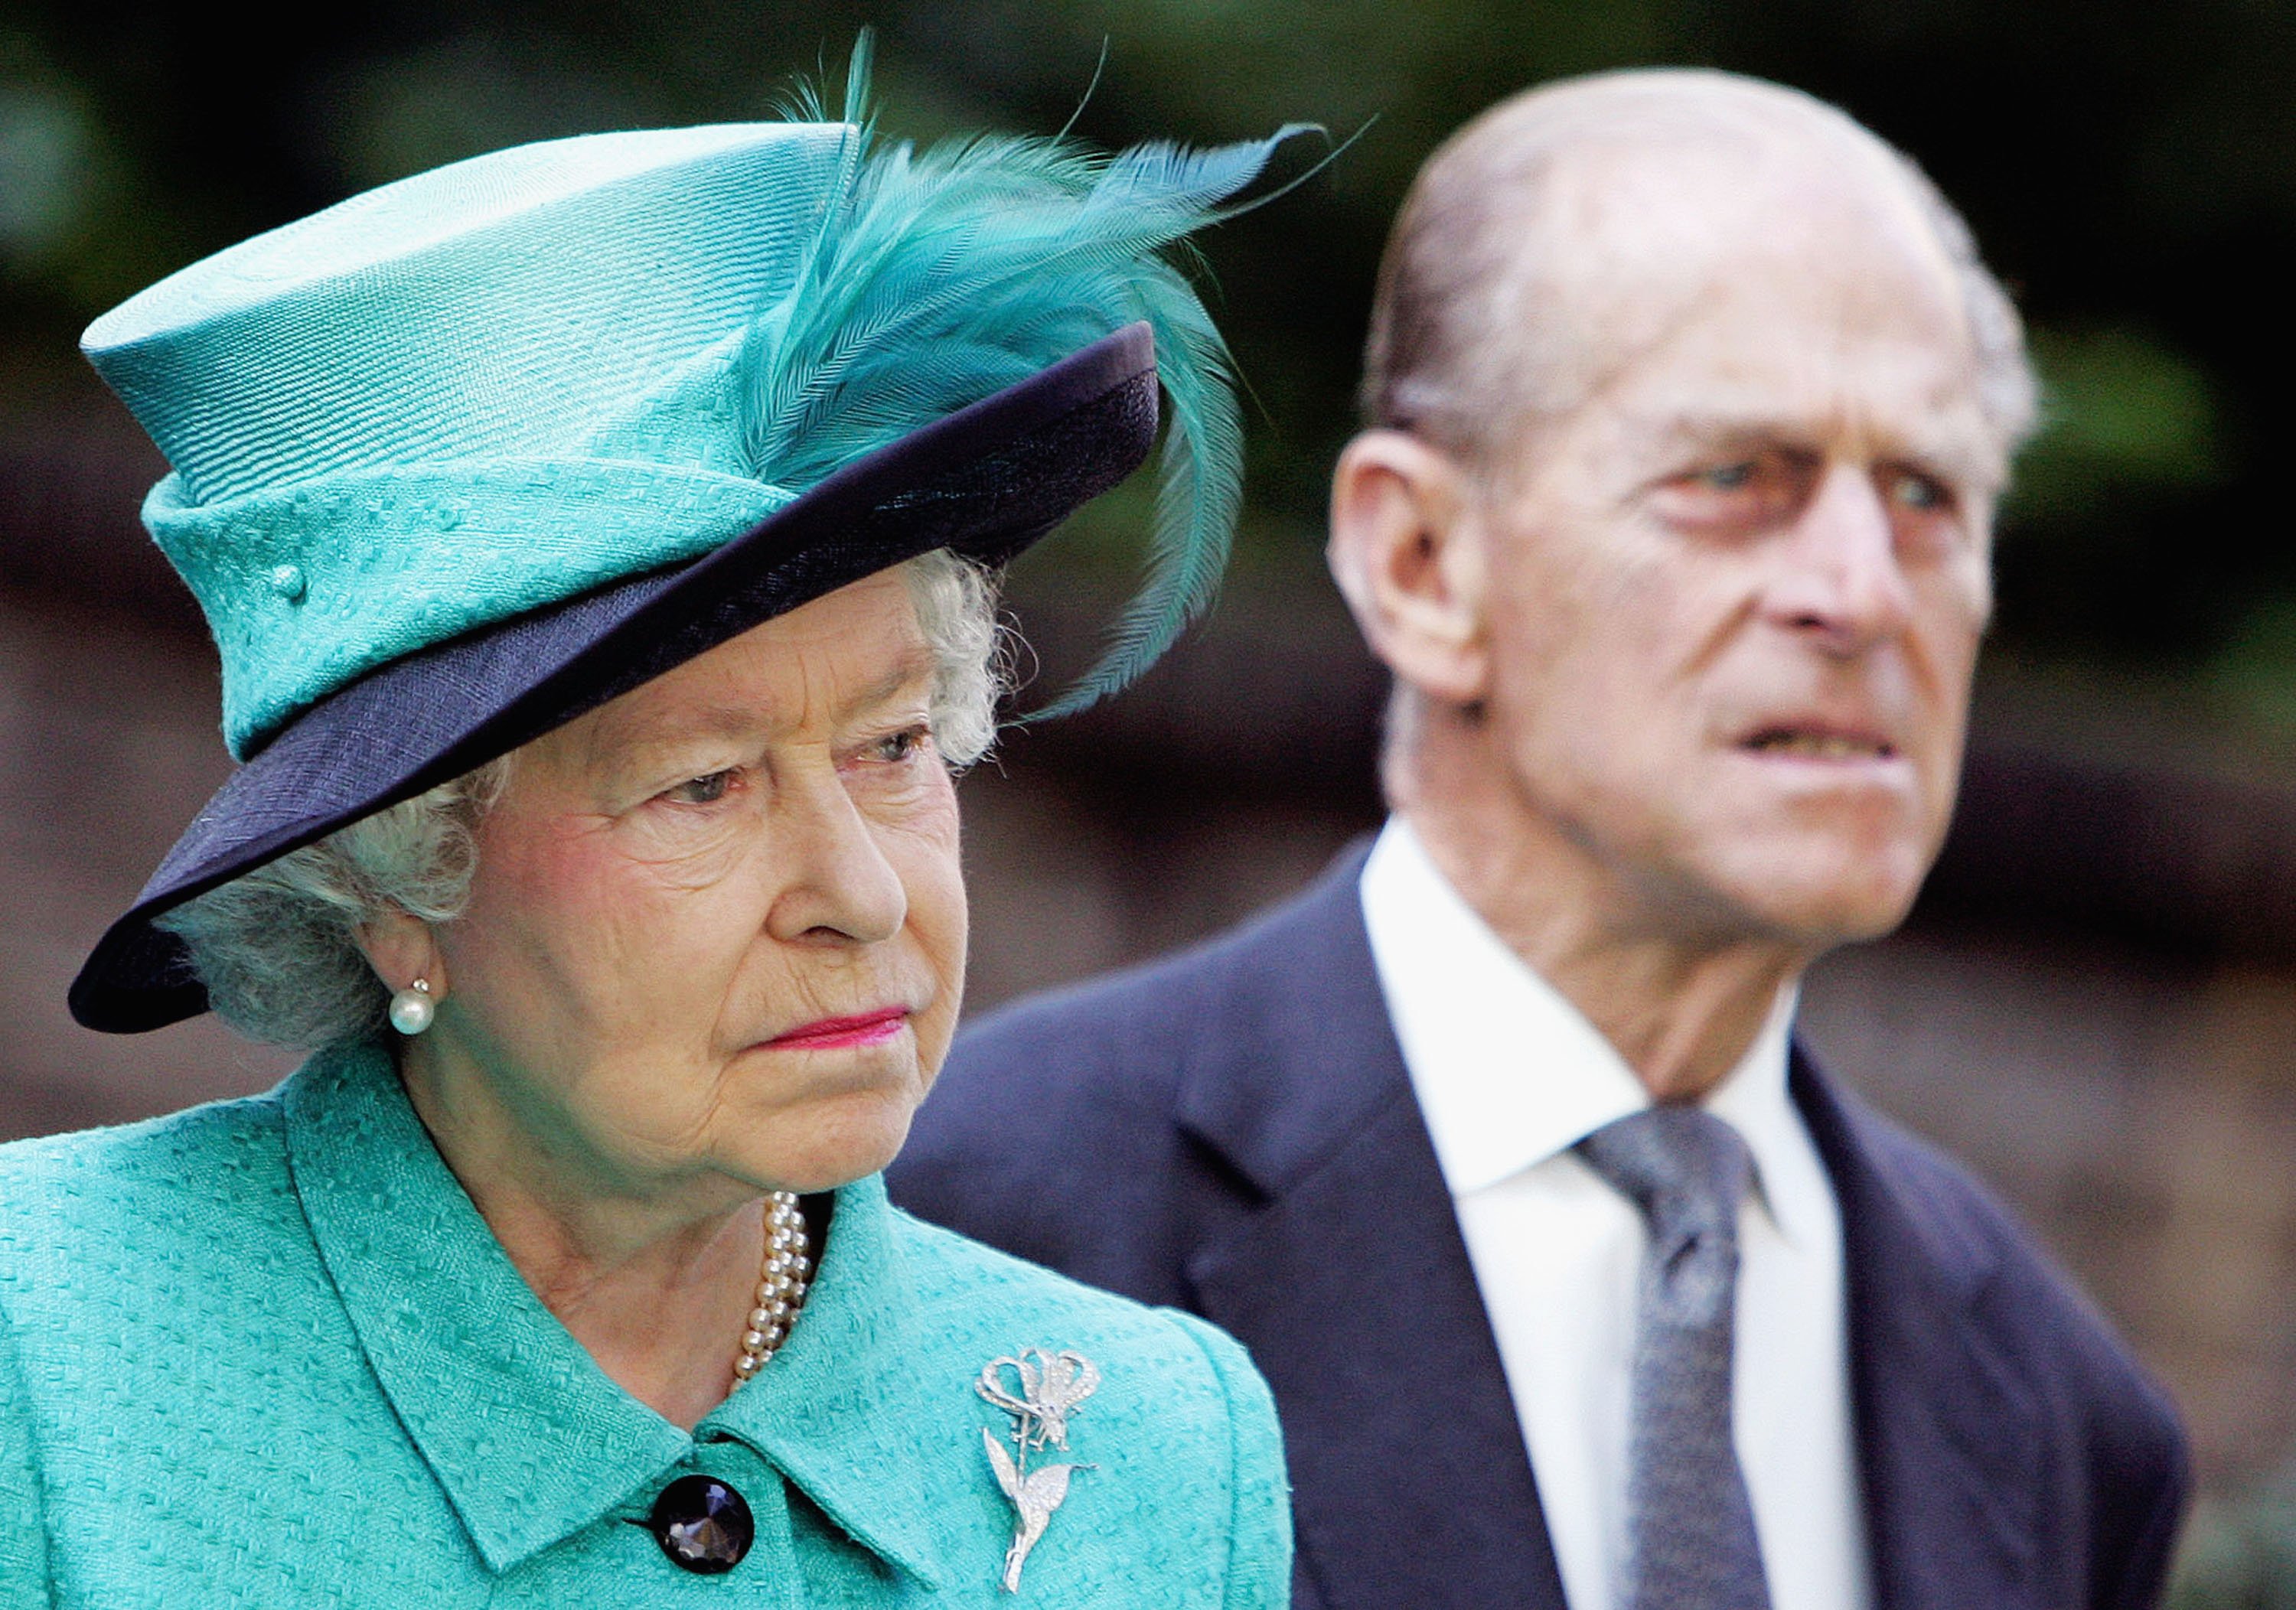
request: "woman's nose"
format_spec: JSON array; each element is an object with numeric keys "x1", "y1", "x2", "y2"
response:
[{"x1": 762, "y1": 769, "x2": 908, "y2": 947}]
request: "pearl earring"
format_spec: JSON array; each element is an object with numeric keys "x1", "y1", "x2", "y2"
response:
[{"x1": 387, "y1": 978, "x2": 435, "y2": 1036}]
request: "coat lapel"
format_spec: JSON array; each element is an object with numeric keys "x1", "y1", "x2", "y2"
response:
[
  {"x1": 1793, "y1": 1050, "x2": 2048, "y2": 1610},
  {"x1": 1176, "y1": 852, "x2": 1568, "y2": 1610}
]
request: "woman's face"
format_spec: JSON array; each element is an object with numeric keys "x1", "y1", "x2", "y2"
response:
[{"x1": 417, "y1": 569, "x2": 967, "y2": 1199}]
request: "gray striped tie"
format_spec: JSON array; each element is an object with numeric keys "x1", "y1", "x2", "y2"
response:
[{"x1": 1577, "y1": 1107, "x2": 1773, "y2": 1610}]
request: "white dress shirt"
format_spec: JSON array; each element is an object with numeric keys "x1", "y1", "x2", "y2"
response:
[{"x1": 1359, "y1": 818, "x2": 1870, "y2": 1610}]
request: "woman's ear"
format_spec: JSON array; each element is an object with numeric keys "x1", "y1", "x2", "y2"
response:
[
  {"x1": 356, "y1": 905, "x2": 448, "y2": 1000},
  {"x1": 1326, "y1": 430, "x2": 1492, "y2": 708}
]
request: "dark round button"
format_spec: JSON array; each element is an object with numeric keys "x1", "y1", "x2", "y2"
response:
[{"x1": 648, "y1": 1475, "x2": 755, "y2": 1574}]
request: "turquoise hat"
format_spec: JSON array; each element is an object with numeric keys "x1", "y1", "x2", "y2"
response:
[
  {"x1": 84, "y1": 121, "x2": 856, "y2": 757},
  {"x1": 70, "y1": 57, "x2": 1301, "y2": 1032}
]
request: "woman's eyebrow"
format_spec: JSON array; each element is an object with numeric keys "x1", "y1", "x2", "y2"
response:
[
  {"x1": 592, "y1": 702, "x2": 765, "y2": 766},
  {"x1": 839, "y1": 649, "x2": 940, "y2": 719},
  {"x1": 595, "y1": 648, "x2": 940, "y2": 768}
]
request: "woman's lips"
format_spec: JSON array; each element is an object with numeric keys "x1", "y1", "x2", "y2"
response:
[{"x1": 765, "y1": 1008, "x2": 911, "y2": 1051}]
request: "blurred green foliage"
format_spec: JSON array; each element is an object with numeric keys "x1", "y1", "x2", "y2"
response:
[
  {"x1": 0, "y1": 0, "x2": 2291, "y2": 691},
  {"x1": 2016, "y1": 327, "x2": 2223, "y2": 526}
]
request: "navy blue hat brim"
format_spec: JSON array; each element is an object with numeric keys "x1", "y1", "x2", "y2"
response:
[{"x1": 71, "y1": 322, "x2": 1158, "y2": 1034}]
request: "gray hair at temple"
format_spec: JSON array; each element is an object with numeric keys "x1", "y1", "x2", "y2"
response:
[
  {"x1": 1359, "y1": 70, "x2": 2039, "y2": 471},
  {"x1": 160, "y1": 549, "x2": 1006, "y2": 1050}
]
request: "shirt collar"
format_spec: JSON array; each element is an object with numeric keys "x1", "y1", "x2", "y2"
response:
[
  {"x1": 283, "y1": 1041, "x2": 945, "y2": 1586},
  {"x1": 1359, "y1": 816, "x2": 1826, "y2": 1246}
]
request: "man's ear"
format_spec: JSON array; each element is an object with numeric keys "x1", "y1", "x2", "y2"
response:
[
  {"x1": 1327, "y1": 429, "x2": 1491, "y2": 707},
  {"x1": 356, "y1": 905, "x2": 448, "y2": 1002}
]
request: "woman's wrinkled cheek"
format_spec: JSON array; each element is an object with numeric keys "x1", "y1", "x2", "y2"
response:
[
  {"x1": 894, "y1": 792, "x2": 970, "y2": 1080},
  {"x1": 453, "y1": 802, "x2": 729, "y2": 1073}
]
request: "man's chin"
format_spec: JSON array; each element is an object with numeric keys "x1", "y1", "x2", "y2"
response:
[
  {"x1": 1661, "y1": 797, "x2": 1940, "y2": 940},
  {"x1": 1720, "y1": 865, "x2": 1927, "y2": 950}
]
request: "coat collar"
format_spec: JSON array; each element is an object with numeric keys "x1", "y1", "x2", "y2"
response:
[
  {"x1": 282, "y1": 1041, "x2": 946, "y2": 1586},
  {"x1": 1791, "y1": 1048, "x2": 2046, "y2": 1610},
  {"x1": 1174, "y1": 846, "x2": 1570, "y2": 1610},
  {"x1": 1172, "y1": 842, "x2": 1414, "y2": 1198},
  {"x1": 704, "y1": 1171, "x2": 948, "y2": 1589}
]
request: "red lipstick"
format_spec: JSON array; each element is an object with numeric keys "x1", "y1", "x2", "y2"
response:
[{"x1": 766, "y1": 1008, "x2": 910, "y2": 1051}]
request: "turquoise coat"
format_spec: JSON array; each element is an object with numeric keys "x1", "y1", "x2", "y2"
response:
[{"x1": 0, "y1": 1044, "x2": 1290, "y2": 1605}]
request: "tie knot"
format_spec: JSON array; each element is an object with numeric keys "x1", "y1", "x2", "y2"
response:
[{"x1": 1575, "y1": 1106, "x2": 1753, "y2": 1243}]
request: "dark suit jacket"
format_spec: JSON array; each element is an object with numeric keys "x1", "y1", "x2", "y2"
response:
[{"x1": 891, "y1": 849, "x2": 2191, "y2": 1609}]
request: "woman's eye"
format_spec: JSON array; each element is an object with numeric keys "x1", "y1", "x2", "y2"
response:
[
  {"x1": 665, "y1": 770, "x2": 737, "y2": 806},
  {"x1": 1698, "y1": 461, "x2": 1756, "y2": 490},
  {"x1": 872, "y1": 728, "x2": 928, "y2": 764}
]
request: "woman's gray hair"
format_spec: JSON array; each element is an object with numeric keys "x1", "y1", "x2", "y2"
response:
[{"x1": 161, "y1": 548, "x2": 1008, "y2": 1050}]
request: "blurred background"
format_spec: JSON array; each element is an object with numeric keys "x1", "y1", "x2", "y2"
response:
[{"x1": 2, "y1": 1, "x2": 2293, "y2": 1599}]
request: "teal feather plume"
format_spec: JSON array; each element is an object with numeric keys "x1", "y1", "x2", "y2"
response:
[{"x1": 738, "y1": 37, "x2": 1315, "y2": 715}]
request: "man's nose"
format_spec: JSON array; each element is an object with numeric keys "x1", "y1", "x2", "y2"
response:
[
  {"x1": 764, "y1": 767, "x2": 908, "y2": 947},
  {"x1": 1763, "y1": 461, "x2": 1916, "y2": 652}
]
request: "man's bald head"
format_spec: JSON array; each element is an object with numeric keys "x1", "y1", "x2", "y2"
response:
[{"x1": 1360, "y1": 70, "x2": 2036, "y2": 477}]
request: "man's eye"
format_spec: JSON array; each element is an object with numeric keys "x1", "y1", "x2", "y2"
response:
[
  {"x1": 1651, "y1": 451, "x2": 1809, "y2": 532},
  {"x1": 666, "y1": 770, "x2": 736, "y2": 805},
  {"x1": 1887, "y1": 471, "x2": 1950, "y2": 511}
]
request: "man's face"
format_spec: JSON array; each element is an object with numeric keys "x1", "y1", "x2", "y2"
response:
[{"x1": 1473, "y1": 164, "x2": 2002, "y2": 951}]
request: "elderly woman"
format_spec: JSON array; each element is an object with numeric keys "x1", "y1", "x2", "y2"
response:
[{"x1": 0, "y1": 60, "x2": 1296, "y2": 1606}]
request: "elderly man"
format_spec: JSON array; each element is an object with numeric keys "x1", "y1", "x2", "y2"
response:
[{"x1": 892, "y1": 70, "x2": 2189, "y2": 1610}]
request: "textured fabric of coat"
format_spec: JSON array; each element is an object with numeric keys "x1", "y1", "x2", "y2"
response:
[
  {"x1": 0, "y1": 1041, "x2": 1290, "y2": 1605},
  {"x1": 892, "y1": 845, "x2": 2191, "y2": 1610}
]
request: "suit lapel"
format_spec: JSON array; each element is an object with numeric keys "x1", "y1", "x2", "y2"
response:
[
  {"x1": 1794, "y1": 1051, "x2": 2047, "y2": 1610},
  {"x1": 1176, "y1": 852, "x2": 1568, "y2": 1610}
]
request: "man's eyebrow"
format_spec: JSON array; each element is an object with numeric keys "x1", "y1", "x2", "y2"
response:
[{"x1": 1639, "y1": 411, "x2": 2001, "y2": 482}]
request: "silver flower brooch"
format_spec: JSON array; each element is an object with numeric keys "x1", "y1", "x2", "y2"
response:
[{"x1": 976, "y1": 1348, "x2": 1101, "y2": 1592}]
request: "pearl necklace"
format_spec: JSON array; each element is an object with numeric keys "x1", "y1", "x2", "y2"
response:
[{"x1": 730, "y1": 1191, "x2": 812, "y2": 1387}]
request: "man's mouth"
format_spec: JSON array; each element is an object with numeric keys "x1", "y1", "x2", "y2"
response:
[{"x1": 1739, "y1": 727, "x2": 1898, "y2": 761}]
